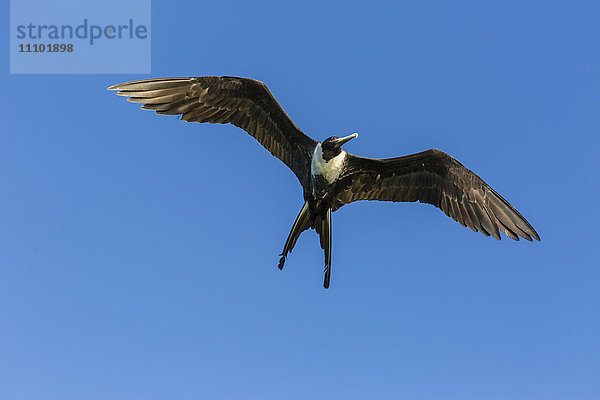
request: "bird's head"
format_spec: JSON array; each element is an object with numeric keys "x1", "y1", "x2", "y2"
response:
[{"x1": 321, "y1": 133, "x2": 358, "y2": 158}]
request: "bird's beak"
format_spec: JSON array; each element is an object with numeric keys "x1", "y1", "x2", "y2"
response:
[{"x1": 333, "y1": 133, "x2": 358, "y2": 148}]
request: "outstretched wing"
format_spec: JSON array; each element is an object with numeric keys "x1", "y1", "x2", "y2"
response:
[
  {"x1": 333, "y1": 149, "x2": 540, "y2": 241},
  {"x1": 108, "y1": 76, "x2": 317, "y2": 188}
]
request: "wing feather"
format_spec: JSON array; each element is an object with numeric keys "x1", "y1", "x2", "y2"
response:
[
  {"x1": 109, "y1": 76, "x2": 317, "y2": 187},
  {"x1": 333, "y1": 149, "x2": 539, "y2": 241}
]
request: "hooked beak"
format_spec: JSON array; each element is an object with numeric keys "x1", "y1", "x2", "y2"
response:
[{"x1": 332, "y1": 132, "x2": 358, "y2": 148}]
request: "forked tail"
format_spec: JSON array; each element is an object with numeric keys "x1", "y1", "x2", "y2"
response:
[{"x1": 279, "y1": 202, "x2": 333, "y2": 289}]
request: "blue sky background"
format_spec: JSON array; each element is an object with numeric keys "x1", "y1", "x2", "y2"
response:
[{"x1": 2, "y1": 1, "x2": 599, "y2": 399}]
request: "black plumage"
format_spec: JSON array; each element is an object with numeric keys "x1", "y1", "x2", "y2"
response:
[{"x1": 109, "y1": 76, "x2": 540, "y2": 288}]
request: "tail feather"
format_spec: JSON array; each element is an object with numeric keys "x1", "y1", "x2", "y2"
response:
[
  {"x1": 321, "y1": 208, "x2": 332, "y2": 289},
  {"x1": 279, "y1": 202, "x2": 311, "y2": 270},
  {"x1": 279, "y1": 203, "x2": 333, "y2": 289}
]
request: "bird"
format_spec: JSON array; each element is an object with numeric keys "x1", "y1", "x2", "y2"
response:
[{"x1": 108, "y1": 76, "x2": 540, "y2": 288}]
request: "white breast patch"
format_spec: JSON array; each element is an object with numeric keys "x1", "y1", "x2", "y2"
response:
[{"x1": 311, "y1": 143, "x2": 346, "y2": 184}]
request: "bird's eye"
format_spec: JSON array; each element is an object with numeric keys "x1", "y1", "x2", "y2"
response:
[{"x1": 323, "y1": 136, "x2": 338, "y2": 146}]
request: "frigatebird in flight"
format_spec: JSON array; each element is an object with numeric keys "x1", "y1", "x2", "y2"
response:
[{"x1": 108, "y1": 76, "x2": 540, "y2": 288}]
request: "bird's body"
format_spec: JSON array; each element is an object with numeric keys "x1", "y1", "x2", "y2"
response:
[{"x1": 109, "y1": 76, "x2": 540, "y2": 288}]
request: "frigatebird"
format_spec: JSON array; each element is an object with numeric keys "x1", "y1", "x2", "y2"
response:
[{"x1": 108, "y1": 76, "x2": 540, "y2": 288}]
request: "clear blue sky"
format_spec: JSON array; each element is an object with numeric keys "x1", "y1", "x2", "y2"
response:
[{"x1": 2, "y1": 1, "x2": 599, "y2": 399}]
